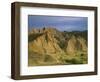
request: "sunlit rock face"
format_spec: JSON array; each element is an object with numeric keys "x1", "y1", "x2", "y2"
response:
[{"x1": 28, "y1": 27, "x2": 88, "y2": 66}]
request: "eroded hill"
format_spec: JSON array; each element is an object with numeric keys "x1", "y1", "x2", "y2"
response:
[{"x1": 28, "y1": 27, "x2": 88, "y2": 66}]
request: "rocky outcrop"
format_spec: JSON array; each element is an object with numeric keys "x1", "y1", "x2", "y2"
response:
[
  {"x1": 66, "y1": 35, "x2": 87, "y2": 55},
  {"x1": 29, "y1": 28, "x2": 64, "y2": 54},
  {"x1": 28, "y1": 27, "x2": 88, "y2": 66}
]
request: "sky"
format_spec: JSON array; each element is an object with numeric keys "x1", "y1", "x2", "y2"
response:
[{"x1": 28, "y1": 15, "x2": 88, "y2": 31}]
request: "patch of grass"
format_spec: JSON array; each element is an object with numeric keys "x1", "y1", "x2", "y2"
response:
[
  {"x1": 58, "y1": 51, "x2": 87, "y2": 65},
  {"x1": 44, "y1": 55, "x2": 55, "y2": 62},
  {"x1": 65, "y1": 58, "x2": 83, "y2": 64},
  {"x1": 28, "y1": 48, "x2": 87, "y2": 66}
]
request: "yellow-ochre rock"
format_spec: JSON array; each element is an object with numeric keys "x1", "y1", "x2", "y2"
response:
[{"x1": 28, "y1": 27, "x2": 88, "y2": 66}]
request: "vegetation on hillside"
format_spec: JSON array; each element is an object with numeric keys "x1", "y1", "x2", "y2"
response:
[{"x1": 28, "y1": 27, "x2": 88, "y2": 66}]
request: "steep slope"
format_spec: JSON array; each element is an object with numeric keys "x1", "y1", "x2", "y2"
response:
[{"x1": 28, "y1": 27, "x2": 88, "y2": 66}]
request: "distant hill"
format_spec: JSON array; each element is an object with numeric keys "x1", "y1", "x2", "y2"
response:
[{"x1": 28, "y1": 27, "x2": 88, "y2": 66}]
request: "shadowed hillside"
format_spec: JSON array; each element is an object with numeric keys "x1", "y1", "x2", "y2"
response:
[{"x1": 28, "y1": 27, "x2": 88, "y2": 66}]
